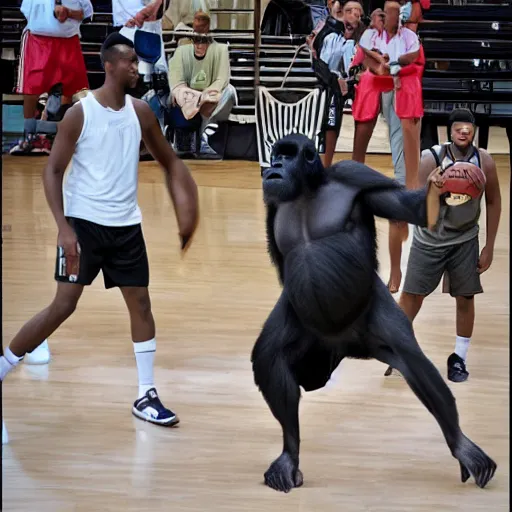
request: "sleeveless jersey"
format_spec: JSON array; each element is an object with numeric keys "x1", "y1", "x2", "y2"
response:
[
  {"x1": 414, "y1": 142, "x2": 483, "y2": 247},
  {"x1": 63, "y1": 92, "x2": 142, "y2": 227}
]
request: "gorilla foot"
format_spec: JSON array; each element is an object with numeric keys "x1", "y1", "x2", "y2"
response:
[
  {"x1": 453, "y1": 435, "x2": 497, "y2": 488},
  {"x1": 264, "y1": 452, "x2": 304, "y2": 493}
]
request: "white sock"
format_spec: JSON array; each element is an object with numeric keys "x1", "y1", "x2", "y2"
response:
[
  {"x1": 0, "y1": 348, "x2": 23, "y2": 381},
  {"x1": 133, "y1": 338, "x2": 156, "y2": 399},
  {"x1": 455, "y1": 336, "x2": 471, "y2": 362}
]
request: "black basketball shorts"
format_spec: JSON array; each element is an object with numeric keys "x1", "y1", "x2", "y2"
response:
[{"x1": 54, "y1": 217, "x2": 149, "y2": 289}]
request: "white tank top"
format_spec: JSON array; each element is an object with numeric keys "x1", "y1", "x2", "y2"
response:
[{"x1": 64, "y1": 92, "x2": 142, "y2": 227}]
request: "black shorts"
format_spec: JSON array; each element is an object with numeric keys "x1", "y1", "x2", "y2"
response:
[{"x1": 54, "y1": 217, "x2": 149, "y2": 289}]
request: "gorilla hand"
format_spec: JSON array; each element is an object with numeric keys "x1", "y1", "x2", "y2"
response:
[{"x1": 264, "y1": 452, "x2": 304, "y2": 493}]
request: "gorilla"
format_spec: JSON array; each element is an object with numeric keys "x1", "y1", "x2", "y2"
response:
[{"x1": 251, "y1": 133, "x2": 497, "y2": 493}]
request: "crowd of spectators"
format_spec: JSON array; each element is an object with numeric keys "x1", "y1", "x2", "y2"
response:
[
  {"x1": 9, "y1": 0, "x2": 430, "y2": 167},
  {"x1": 9, "y1": 0, "x2": 234, "y2": 159}
]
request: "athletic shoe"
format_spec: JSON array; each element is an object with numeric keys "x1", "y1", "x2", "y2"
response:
[
  {"x1": 447, "y1": 353, "x2": 469, "y2": 383},
  {"x1": 24, "y1": 339, "x2": 51, "y2": 365},
  {"x1": 34, "y1": 134, "x2": 52, "y2": 155},
  {"x1": 9, "y1": 134, "x2": 48, "y2": 156},
  {"x1": 132, "y1": 388, "x2": 179, "y2": 427},
  {"x1": 9, "y1": 137, "x2": 32, "y2": 155}
]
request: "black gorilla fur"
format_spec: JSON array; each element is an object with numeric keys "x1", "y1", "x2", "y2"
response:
[{"x1": 251, "y1": 134, "x2": 497, "y2": 493}]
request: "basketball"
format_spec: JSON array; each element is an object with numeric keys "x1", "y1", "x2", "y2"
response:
[{"x1": 440, "y1": 161, "x2": 486, "y2": 206}]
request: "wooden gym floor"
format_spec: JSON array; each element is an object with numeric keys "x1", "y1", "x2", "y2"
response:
[{"x1": 1, "y1": 154, "x2": 509, "y2": 511}]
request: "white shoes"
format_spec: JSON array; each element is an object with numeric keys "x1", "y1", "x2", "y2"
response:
[
  {"x1": 24, "y1": 339, "x2": 51, "y2": 365},
  {"x1": 2, "y1": 340, "x2": 50, "y2": 447},
  {"x1": 2, "y1": 421, "x2": 8, "y2": 445}
]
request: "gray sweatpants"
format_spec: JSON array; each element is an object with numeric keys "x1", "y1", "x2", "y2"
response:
[{"x1": 381, "y1": 91, "x2": 406, "y2": 186}]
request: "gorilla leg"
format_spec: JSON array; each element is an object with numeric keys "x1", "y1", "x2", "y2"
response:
[
  {"x1": 366, "y1": 278, "x2": 497, "y2": 489},
  {"x1": 251, "y1": 292, "x2": 308, "y2": 493}
]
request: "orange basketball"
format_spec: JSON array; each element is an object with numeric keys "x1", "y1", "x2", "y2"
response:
[{"x1": 440, "y1": 161, "x2": 486, "y2": 206}]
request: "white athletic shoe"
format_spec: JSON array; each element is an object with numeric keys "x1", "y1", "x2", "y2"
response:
[
  {"x1": 24, "y1": 339, "x2": 51, "y2": 365},
  {"x1": 2, "y1": 421, "x2": 8, "y2": 445}
]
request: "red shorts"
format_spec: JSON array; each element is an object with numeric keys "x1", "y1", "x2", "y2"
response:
[
  {"x1": 351, "y1": 43, "x2": 425, "y2": 122},
  {"x1": 352, "y1": 67, "x2": 424, "y2": 122},
  {"x1": 16, "y1": 30, "x2": 89, "y2": 97}
]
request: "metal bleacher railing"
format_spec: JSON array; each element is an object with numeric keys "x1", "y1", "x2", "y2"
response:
[{"x1": 0, "y1": 3, "x2": 319, "y2": 122}]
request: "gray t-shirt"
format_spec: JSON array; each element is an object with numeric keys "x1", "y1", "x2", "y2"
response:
[{"x1": 414, "y1": 143, "x2": 483, "y2": 247}]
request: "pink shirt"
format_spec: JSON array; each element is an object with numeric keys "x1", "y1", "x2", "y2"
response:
[{"x1": 359, "y1": 27, "x2": 419, "y2": 62}]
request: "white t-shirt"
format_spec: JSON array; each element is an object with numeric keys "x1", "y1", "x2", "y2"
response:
[
  {"x1": 359, "y1": 27, "x2": 419, "y2": 63},
  {"x1": 112, "y1": 0, "x2": 145, "y2": 27},
  {"x1": 21, "y1": 0, "x2": 93, "y2": 38}
]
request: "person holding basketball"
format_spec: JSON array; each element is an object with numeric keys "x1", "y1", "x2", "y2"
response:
[{"x1": 384, "y1": 108, "x2": 502, "y2": 382}]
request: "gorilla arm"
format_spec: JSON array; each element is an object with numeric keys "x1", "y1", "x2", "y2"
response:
[
  {"x1": 328, "y1": 160, "x2": 442, "y2": 230},
  {"x1": 364, "y1": 186, "x2": 441, "y2": 230}
]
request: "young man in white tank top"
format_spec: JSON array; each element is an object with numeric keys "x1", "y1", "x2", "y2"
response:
[
  {"x1": 1, "y1": 33, "x2": 199, "y2": 441},
  {"x1": 384, "y1": 109, "x2": 502, "y2": 382}
]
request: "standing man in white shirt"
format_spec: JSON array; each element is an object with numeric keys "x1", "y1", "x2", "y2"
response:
[
  {"x1": 351, "y1": 0, "x2": 424, "y2": 293},
  {"x1": 13, "y1": 0, "x2": 93, "y2": 155},
  {"x1": 2, "y1": 33, "x2": 199, "y2": 444}
]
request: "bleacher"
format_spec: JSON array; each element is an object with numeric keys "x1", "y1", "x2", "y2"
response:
[
  {"x1": 161, "y1": 31, "x2": 317, "y2": 122},
  {"x1": 418, "y1": 0, "x2": 512, "y2": 151},
  {"x1": 0, "y1": 1, "x2": 318, "y2": 118},
  {"x1": 1, "y1": 0, "x2": 511, "y2": 156}
]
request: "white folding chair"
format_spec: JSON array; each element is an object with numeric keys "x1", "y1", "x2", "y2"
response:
[{"x1": 255, "y1": 44, "x2": 327, "y2": 168}]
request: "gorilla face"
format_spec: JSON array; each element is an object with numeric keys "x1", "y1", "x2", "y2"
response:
[{"x1": 262, "y1": 134, "x2": 325, "y2": 205}]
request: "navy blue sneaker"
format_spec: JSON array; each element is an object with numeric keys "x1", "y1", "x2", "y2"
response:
[
  {"x1": 132, "y1": 388, "x2": 179, "y2": 426},
  {"x1": 447, "y1": 353, "x2": 469, "y2": 383}
]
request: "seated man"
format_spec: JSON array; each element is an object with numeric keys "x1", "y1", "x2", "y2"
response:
[{"x1": 168, "y1": 11, "x2": 237, "y2": 156}]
